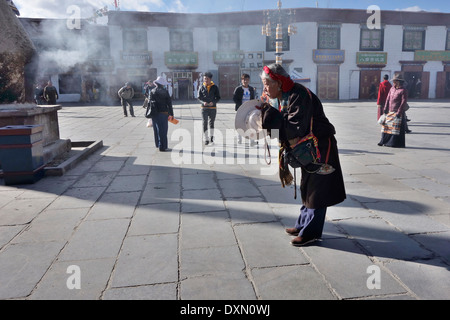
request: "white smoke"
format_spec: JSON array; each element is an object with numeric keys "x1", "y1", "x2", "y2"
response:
[{"x1": 32, "y1": 19, "x2": 91, "y2": 74}]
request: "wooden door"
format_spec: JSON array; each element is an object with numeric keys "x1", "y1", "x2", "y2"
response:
[
  {"x1": 359, "y1": 70, "x2": 380, "y2": 99},
  {"x1": 219, "y1": 65, "x2": 240, "y2": 99},
  {"x1": 436, "y1": 71, "x2": 446, "y2": 98},
  {"x1": 317, "y1": 65, "x2": 339, "y2": 100},
  {"x1": 420, "y1": 71, "x2": 429, "y2": 99}
]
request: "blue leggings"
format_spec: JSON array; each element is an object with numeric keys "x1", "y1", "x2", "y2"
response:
[{"x1": 294, "y1": 206, "x2": 327, "y2": 240}]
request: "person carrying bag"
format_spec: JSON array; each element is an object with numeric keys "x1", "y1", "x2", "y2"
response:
[{"x1": 145, "y1": 76, "x2": 174, "y2": 152}]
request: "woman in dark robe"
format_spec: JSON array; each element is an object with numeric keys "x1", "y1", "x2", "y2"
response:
[{"x1": 259, "y1": 63, "x2": 346, "y2": 246}]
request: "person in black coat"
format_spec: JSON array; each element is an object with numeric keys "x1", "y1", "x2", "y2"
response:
[
  {"x1": 149, "y1": 76, "x2": 174, "y2": 152},
  {"x1": 197, "y1": 72, "x2": 220, "y2": 145},
  {"x1": 233, "y1": 73, "x2": 256, "y2": 111},
  {"x1": 233, "y1": 73, "x2": 256, "y2": 144},
  {"x1": 43, "y1": 81, "x2": 58, "y2": 105},
  {"x1": 259, "y1": 63, "x2": 346, "y2": 247}
]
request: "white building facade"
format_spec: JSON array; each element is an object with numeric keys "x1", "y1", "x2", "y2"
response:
[{"x1": 22, "y1": 8, "x2": 450, "y2": 102}]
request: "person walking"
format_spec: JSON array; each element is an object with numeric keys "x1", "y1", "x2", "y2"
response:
[
  {"x1": 43, "y1": 81, "x2": 58, "y2": 105},
  {"x1": 118, "y1": 82, "x2": 135, "y2": 117},
  {"x1": 377, "y1": 74, "x2": 391, "y2": 120},
  {"x1": 378, "y1": 74, "x2": 408, "y2": 148},
  {"x1": 148, "y1": 76, "x2": 174, "y2": 152},
  {"x1": 233, "y1": 73, "x2": 256, "y2": 144},
  {"x1": 197, "y1": 72, "x2": 220, "y2": 145},
  {"x1": 34, "y1": 83, "x2": 44, "y2": 105},
  {"x1": 259, "y1": 63, "x2": 346, "y2": 246}
]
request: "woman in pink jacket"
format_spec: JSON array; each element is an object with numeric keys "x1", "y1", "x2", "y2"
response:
[{"x1": 378, "y1": 74, "x2": 408, "y2": 148}]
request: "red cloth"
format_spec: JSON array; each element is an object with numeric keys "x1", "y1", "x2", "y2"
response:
[
  {"x1": 377, "y1": 80, "x2": 392, "y2": 119},
  {"x1": 263, "y1": 66, "x2": 295, "y2": 93}
]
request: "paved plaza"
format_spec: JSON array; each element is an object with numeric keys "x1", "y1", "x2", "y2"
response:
[{"x1": 0, "y1": 98, "x2": 449, "y2": 301}]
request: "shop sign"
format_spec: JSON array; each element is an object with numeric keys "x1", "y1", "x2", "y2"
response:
[
  {"x1": 213, "y1": 51, "x2": 244, "y2": 64},
  {"x1": 127, "y1": 69, "x2": 148, "y2": 77},
  {"x1": 313, "y1": 49, "x2": 345, "y2": 63},
  {"x1": 414, "y1": 50, "x2": 450, "y2": 61},
  {"x1": 357, "y1": 52, "x2": 387, "y2": 65},
  {"x1": 121, "y1": 52, "x2": 152, "y2": 65},
  {"x1": 165, "y1": 52, "x2": 198, "y2": 67}
]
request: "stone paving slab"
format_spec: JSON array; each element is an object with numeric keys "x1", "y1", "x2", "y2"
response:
[
  {"x1": 29, "y1": 258, "x2": 116, "y2": 300},
  {"x1": 252, "y1": 265, "x2": 337, "y2": 300},
  {"x1": 301, "y1": 238, "x2": 407, "y2": 299},
  {"x1": 180, "y1": 210, "x2": 236, "y2": 249},
  {"x1": 180, "y1": 272, "x2": 256, "y2": 300},
  {"x1": 57, "y1": 219, "x2": 130, "y2": 261},
  {"x1": 234, "y1": 223, "x2": 309, "y2": 268},
  {"x1": 111, "y1": 234, "x2": 178, "y2": 288},
  {"x1": 0, "y1": 241, "x2": 65, "y2": 299},
  {"x1": 0, "y1": 100, "x2": 449, "y2": 302}
]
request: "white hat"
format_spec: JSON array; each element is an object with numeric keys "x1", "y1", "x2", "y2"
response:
[
  {"x1": 235, "y1": 99, "x2": 266, "y2": 140},
  {"x1": 154, "y1": 76, "x2": 169, "y2": 86}
]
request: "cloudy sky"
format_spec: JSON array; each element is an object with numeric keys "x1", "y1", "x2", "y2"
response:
[{"x1": 12, "y1": 0, "x2": 449, "y2": 19}]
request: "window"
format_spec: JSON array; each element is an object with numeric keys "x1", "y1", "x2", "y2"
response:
[
  {"x1": 170, "y1": 29, "x2": 193, "y2": 52},
  {"x1": 266, "y1": 27, "x2": 290, "y2": 52},
  {"x1": 122, "y1": 29, "x2": 148, "y2": 52},
  {"x1": 446, "y1": 30, "x2": 450, "y2": 50},
  {"x1": 360, "y1": 27, "x2": 384, "y2": 51},
  {"x1": 318, "y1": 24, "x2": 340, "y2": 49},
  {"x1": 218, "y1": 29, "x2": 239, "y2": 51},
  {"x1": 403, "y1": 26, "x2": 426, "y2": 51}
]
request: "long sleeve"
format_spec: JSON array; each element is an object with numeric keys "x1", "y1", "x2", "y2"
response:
[
  {"x1": 397, "y1": 90, "x2": 408, "y2": 117},
  {"x1": 383, "y1": 89, "x2": 392, "y2": 114},
  {"x1": 166, "y1": 92, "x2": 174, "y2": 116}
]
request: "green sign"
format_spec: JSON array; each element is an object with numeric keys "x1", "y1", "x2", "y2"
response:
[
  {"x1": 213, "y1": 51, "x2": 244, "y2": 63},
  {"x1": 414, "y1": 50, "x2": 450, "y2": 61},
  {"x1": 165, "y1": 52, "x2": 198, "y2": 67},
  {"x1": 357, "y1": 52, "x2": 387, "y2": 65}
]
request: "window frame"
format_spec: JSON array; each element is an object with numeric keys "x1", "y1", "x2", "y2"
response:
[
  {"x1": 402, "y1": 26, "x2": 426, "y2": 52},
  {"x1": 218, "y1": 28, "x2": 240, "y2": 51},
  {"x1": 317, "y1": 24, "x2": 341, "y2": 50},
  {"x1": 122, "y1": 28, "x2": 148, "y2": 53},
  {"x1": 169, "y1": 29, "x2": 194, "y2": 52},
  {"x1": 446, "y1": 29, "x2": 450, "y2": 51},
  {"x1": 359, "y1": 26, "x2": 384, "y2": 51}
]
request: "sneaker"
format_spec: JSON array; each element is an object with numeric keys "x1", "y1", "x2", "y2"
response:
[
  {"x1": 204, "y1": 140, "x2": 209, "y2": 145},
  {"x1": 290, "y1": 236, "x2": 318, "y2": 247}
]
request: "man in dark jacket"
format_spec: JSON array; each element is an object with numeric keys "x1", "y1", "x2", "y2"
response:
[
  {"x1": 233, "y1": 73, "x2": 256, "y2": 144},
  {"x1": 197, "y1": 72, "x2": 220, "y2": 145},
  {"x1": 233, "y1": 73, "x2": 255, "y2": 111},
  {"x1": 148, "y1": 76, "x2": 174, "y2": 152},
  {"x1": 43, "y1": 81, "x2": 58, "y2": 105}
]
